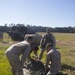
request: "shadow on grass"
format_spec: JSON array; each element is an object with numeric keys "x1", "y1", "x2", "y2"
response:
[{"x1": 62, "y1": 64, "x2": 75, "y2": 71}]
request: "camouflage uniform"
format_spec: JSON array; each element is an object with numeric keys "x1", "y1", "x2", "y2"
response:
[
  {"x1": 24, "y1": 34, "x2": 42, "y2": 57},
  {"x1": 5, "y1": 41, "x2": 31, "y2": 75},
  {"x1": 46, "y1": 49, "x2": 61, "y2": 75},
  {"x1": 39, "y1": 33, "x2": 56, "y2": 60}
]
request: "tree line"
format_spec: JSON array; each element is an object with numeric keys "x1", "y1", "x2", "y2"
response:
[{"x1": 0, "y1": 23, "x2": 75, "y2": 33}]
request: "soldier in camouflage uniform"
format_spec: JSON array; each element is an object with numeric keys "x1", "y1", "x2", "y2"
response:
[
  {"x1": 5, "y1": 36, "x2": 33, "y2": 75},
  {"x1": 24, "y1": 34, "x2": 42, "y2": 58},
  {"x1": 39, "y1": 28, "x2": 56, "y2": 60},
  {"x1": 45, "y1": 43, "x2": 61, "y2": 75}
]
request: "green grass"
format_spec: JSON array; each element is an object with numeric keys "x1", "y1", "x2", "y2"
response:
[
  {"x1": 54, "y1": 33, "x2": 75, "y2": 75},
  {"x1": 0, "y1": 32, "x2": 75, "y2": 75},
  {"x1": 0, "y1": 48, "x2": 11, "y2": 75},
  {"x1": 0, "y1": 33, "x2": 12, "y2": 75},
  {"x1": 54, "y1": 33, "x2": 75, "y2": 41}
]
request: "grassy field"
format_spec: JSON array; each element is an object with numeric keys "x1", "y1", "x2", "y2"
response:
[{"x1": 0, "y1": 32, "x2": 75, "y2": 75}]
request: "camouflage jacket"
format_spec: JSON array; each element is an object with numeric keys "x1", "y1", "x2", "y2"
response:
[{"x1": 40, "y1": 33, "x2": 56, "y2": 49}]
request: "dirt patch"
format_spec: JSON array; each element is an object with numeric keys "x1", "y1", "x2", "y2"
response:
[{"x1": 56, "y1": 40, "x2": 75, "y2": 47}]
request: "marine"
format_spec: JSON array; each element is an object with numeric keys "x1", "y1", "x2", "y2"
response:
[
  {"x1": 5, "y1": 36, "x2": 33, "y2": 75},
  {"x1": 39, "y1": 28, "x2": 56, "y2": 60},
  {"x1": 45, "y1": 43, "x2": 61, "y2": 75}
]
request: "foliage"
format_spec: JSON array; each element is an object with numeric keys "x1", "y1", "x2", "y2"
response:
[{"x1": 1, "y1": 23, "x2": 75, "y2": 33}]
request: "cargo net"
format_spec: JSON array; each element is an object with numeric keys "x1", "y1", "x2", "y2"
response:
[
  {"x1": 23, "y1": 59, "x2": 46, "y2": 75},
  {"x1": 23, "y1": 59, "x2": 68, "y2": 75}
]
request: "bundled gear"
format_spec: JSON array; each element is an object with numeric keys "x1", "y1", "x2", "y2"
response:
[
  {"x1": 24, "y1": 59, "x2": 68, "y2": 75},
  {"x1": 24, "y1": 58, "x2": 46, "y2": 75}
]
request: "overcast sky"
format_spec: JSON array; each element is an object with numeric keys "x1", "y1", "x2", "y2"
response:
[{"x1": 0, "y1": 0, "x2": 75, "y2": 27}]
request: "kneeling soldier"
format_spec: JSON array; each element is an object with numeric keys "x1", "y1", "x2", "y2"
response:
[{"x1": 45, "y1": 43, "x2": 61, "y2": 75}]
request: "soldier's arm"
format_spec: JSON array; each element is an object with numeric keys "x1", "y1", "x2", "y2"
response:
[
  {"x1": 45, "y1": 54, "x2": 50, "y2": 70},
  {"x1": 21, "y1": 45, "x2": 31, "y2": 66},
  {"x1": 52, "y1": 34, "x2": 56, "y2": 49}
]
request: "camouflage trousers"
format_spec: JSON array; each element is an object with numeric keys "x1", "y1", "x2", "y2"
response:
[{"x1": 5, "y1": 51, "x2": 24, "y2": 75}]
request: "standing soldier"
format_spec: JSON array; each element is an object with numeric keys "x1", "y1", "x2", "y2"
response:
[
  {"x1": 45, "y1": 43, "x2": 61, "y2": 75},
  {"x1": 5, "y1": 36, "x2": 33, "y2": 75},
  {"x1": 39, "y1": 28, "x2": 56, "y2": 60}
]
